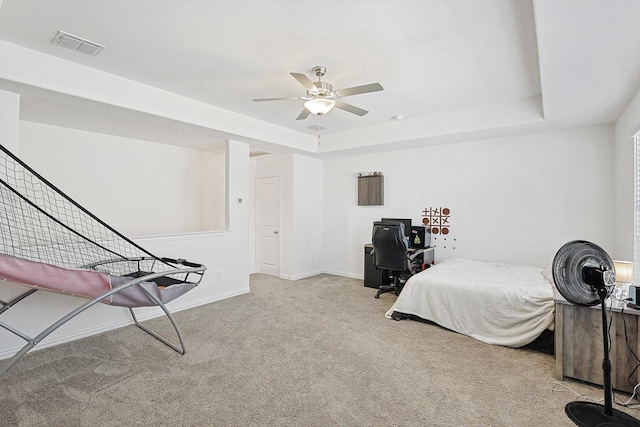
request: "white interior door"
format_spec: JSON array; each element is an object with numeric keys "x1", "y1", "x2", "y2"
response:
[{"x1": 256, "y1": 176, "x2": 280, "y2": 276}]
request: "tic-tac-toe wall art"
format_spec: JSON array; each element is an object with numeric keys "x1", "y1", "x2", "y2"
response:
[{"x1": 422, "y1": 207, "x2": 451, "y2": 235}]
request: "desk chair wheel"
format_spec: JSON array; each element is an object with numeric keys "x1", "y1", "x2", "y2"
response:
[{"x1": 374, "y1": 275, "x2": 405, "y2": 298}]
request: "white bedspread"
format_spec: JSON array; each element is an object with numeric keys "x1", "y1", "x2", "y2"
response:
[{"x1": 385, "y1": 258, "x2": 555, "y2": 347}]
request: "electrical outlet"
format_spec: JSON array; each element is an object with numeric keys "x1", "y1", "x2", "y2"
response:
[{"x1": 216, "y1": 271, "x2": 223, "y2": 281}]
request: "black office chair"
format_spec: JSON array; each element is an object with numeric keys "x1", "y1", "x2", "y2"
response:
[{"x1": 371, "y1": 221, "x2": 425, "y2": 299}]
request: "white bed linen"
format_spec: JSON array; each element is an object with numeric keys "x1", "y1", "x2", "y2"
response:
[{"x1": 385, "y1": 258, "x2": 555, "y2": 347}]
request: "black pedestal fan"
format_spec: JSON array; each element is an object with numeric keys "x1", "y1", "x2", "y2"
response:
[{"x1": 553, "y1": 240, "x2": 640, "y2": 427}]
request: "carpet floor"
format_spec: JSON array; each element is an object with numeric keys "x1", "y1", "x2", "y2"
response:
[{"x1": 1, "y1": 273, "x2": 639, "y2": 426}]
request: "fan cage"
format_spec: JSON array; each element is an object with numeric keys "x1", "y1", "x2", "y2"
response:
[{"x1": 552, "y1": 240, "x2": 614, "y2": 307}]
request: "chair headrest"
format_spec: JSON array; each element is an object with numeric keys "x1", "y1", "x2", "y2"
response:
[{"x1": 371, "y1": 222, "x2": 409, "y2": 271}]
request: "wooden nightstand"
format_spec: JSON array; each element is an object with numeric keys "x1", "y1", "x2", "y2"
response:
[{"x1": 554, "y1": 288, "x2": 640, "y2": 394}]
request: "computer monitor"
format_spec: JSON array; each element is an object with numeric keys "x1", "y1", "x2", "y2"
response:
[{"x1": 380, "y1": 218, "x2": 412, "y2": 238}]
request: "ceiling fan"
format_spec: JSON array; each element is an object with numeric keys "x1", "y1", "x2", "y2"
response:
[{"x1": 252, "y1": 66, "x2": 383, "y2": 120}]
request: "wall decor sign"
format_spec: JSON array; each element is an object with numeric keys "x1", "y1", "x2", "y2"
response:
[
  {"x1": 422, "y1": 207, "x2": 451, "y2": 235},
  {"x1": 357, "y1": 172, "x2": 384, "y2": 206}
]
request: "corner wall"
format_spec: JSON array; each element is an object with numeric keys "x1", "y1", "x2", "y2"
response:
[{"x1": 291, "y1": 154, "x2": 323, "y2": 279}]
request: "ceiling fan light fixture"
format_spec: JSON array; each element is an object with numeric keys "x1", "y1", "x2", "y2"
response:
[
  {"x1": 253, "y1": 66, "x2": 383, "y2": 120},
  {"x1": 304, "y1": 98, "x2": 335, "y2": 116}
]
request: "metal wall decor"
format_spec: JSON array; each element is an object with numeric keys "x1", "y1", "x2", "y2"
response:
[
  {"x1": 422, "y1": 207, "x2": 451, "y2": 235},
  {"x1": 357, "y1": 172, "x2": 384, "y2": 206}
]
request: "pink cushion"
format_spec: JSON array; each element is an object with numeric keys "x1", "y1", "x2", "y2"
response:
[{"x1": 0, "y1": 253, "x2": 113, "y2": 303}]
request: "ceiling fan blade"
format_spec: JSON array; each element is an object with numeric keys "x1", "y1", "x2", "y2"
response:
[
  {"x1": 335, "y1": 82, "x2": 384, "y2": 98},
  {"x1": 296, "y1": 108, "x2": 311, "y2": 120},
  {"x1": 335, "y1": 101, "x2": 368, "y2": 116},
  {"x1": 252, "y1": 97, "x2": 301, "y2": 102},
  {"x1": 290, "y1": 72, "x2": 315, "y2": 91}
]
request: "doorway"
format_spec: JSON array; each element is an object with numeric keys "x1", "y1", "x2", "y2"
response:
[{"x1": 256, "y1": 176, "x2": 280, "y2": 276}]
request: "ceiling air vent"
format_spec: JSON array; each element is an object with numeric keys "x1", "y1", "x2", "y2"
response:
[
  {"x1": 307, "y1": 124, "x2": 327, "y2": 132},
  {"x1": 52, "y1": 31, "x2": 105, "y2": 56}
]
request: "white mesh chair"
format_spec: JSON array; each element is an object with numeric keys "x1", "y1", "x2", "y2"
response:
[{"x1": 0, "y1": 144, "x2": 207, "y2": 378}]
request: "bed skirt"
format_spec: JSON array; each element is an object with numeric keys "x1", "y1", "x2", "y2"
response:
[{"x1": 390, "y1": 310, "x2": 555, "y2": 354}]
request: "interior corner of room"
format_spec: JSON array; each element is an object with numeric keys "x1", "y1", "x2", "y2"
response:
[{"x1": 1, "y1": 1, "x2": 640, "y2": 423}]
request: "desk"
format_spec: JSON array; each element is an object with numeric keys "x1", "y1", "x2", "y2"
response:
[
  {"x1": 363, "y1": 244, "x2": 434, "y2": 289},
  {"x1": 555, "y1": 290, "x2": 640, "y2": 394}
]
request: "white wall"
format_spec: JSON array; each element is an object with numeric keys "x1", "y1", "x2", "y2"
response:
[
  {"x1": 19, "y1": 121, "x2": 226, "y2": 236},
  {"x1": 291, "y1": 154, "x2": 324, "y2": 279},
  {"x1": 248, "y1": 158, "x2": 257, "y2": 274},
  {"x1": 225, "y1": 139, "x2": 251, "y2": 291},
  {"x1": 614, "y1": 86, "x2": 640, "y2": 261},
  {"x1": 322, "y1": 126, "x2": 615, "y2": 278},
  {"x1": 0, "y1": 90, "x2": 20, "y2": 154}
]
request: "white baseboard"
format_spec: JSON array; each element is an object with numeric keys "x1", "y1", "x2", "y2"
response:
[
  {"x1": 254, "y1": 268, "x2": 363, "y2": 282},
  {"x1": 0, "y1": 287, "x2": 250, "y2": 360},
  {"x1": 131, "y1": 287, "x2": 250, "y2": 321},
  {"x1": 322, "y1": 269, "x2": 363, "y2": 280},
  {"x1": 279, "y1": 270, "x2": 324, "y2": 281},
  {"x1": 278, "y1": 270, "x2": 363, "y2": 281}
]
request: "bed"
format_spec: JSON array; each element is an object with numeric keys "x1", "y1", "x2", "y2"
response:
[{"x1": 385, "y1": 258, "x2": 555, "y2": 350}]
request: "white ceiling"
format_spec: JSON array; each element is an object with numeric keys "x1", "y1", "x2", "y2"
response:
[{"x1": 0, "y1": 0, "x2": 639, "y2": 157}]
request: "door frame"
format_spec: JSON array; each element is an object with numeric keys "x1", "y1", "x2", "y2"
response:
[{"x1": 255, "y1": 175, "x2": 280, "y2": 276}]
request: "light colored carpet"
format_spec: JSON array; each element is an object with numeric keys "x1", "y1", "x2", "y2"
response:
[{"x1": 1, "y1": 273, "x2": 638, "y2": 426}]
